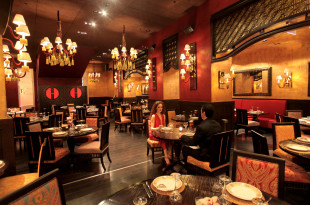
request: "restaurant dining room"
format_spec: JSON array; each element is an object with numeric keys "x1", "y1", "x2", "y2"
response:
[{"x1": 1, "y1": 0, "x2": 310, "y2": 204}]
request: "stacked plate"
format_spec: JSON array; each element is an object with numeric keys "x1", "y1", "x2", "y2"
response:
[
  {"x1": 296, "y1": 137, "x2": 310, "y2": 143},
  {"x1": 286, "y1": 143, "x2": 310, "y2": 152},
  {"x1": 52, "y1": 131, "x2": 68, "y2": 137},
  {"x1": 152, "y1": 176, "x2": 182, "y2": 192},
  {"x1": 226, "y1": 182, "x2": 262, "y2": 201}
]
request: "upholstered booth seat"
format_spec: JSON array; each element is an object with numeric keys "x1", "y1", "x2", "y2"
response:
[
  {"x1": 0, "y1": 173, "x2": 38, "y2": 198},
  {"x1": 187, "y1": 156, "x2": 230, "y2": 172},
  {"x1": 76, "y1": 141, "x2": 108, "y2": 154},
  {"x1": 285, "y1": 160, "x2": 310, "y2": 183}
]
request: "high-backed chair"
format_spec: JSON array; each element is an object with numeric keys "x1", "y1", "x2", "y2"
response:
[
  {"x1": 275, "y1": 112, "x2": 281, "y2": 122},
  {"x1": 76, "y1": 122, "x2": 112, "y2": 171},
  {"x1": 130, "y1": 109, "x2": 146, "y2": 133},
  {"x1": 12, "y1": 117, "x2": 30, "y2": 149},
  {"x1": 0, "y1": 169, "x2": 66, "y2": 205},
  {"x1": 146, "y1": 120, "x2": 163, "y2": 163},
  {"x1": 166, "y1": 109, "x2": 176, "y2": 125},
  {"x1": 55, "y1": 110, "x2": 66, "y2": 124},
  {"x1": 230, "y1": 149, "x2": 285, "y2": 199},
  {"x1": 0, "y1": 138, "x2": 46, "y2": 198},
  {"x1": 25, "y1": 107, "x2": 35, "y2": 112},
  {"x1": 27, "y1": 121, "x2": 42, "y2": 132},
  {"x1": 114, "y1": 107, "x2": 131, "y2": 131},
  {"x1": 186, "y1": 130, "x2": 233, "y2": 176},
  {"x1": 283, "y1": 116, "x2": 302, "y2": 137},
  {"x1": 251, "y1": 130, "x2": 270, "y2": 156},
  {"x1": 51, "y1": 104, "x2": 60, "y2": 115},
  {"x1": 76, "y1": 107, "x2": 87, "y2": 123},
  {"x1": 25, "y1": 131, "x2": 70, "y2": 172},
  {"x1": 25, "y1": 112, "x2": 38, "y2": 118},
  {"x1": 285, "y1": 110, "x2": 303, "y2": 119},
  {"x1": 48, "y1": 114, "x2": 62, "y2": 127},
  {"x1": 74, "y1": 116, "x2": 104, "y2": 143},
  {"x1": 236, "y1": 109, "x2": 260, "y2": 137}
]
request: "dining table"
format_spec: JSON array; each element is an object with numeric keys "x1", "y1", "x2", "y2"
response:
[
  {"x1": 247, "y1": 110, "x2": 269, "y2": 121},
  {"x1": 98, "y1": 175, "x2": 289, "y2": 205},
  {"x1": 279, "y1": 139, "x2": 310, "y2": 160},
  {"x1": 299, "y1": 118, "x2": 310, "y2": 128}
]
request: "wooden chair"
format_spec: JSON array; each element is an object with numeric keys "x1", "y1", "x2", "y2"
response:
[
  {"x1": 283, "y1": 116, "x2": 302, "y2": 137},
  {"x1": 25, "y1": 107, "x2": 35, "y2": 112},
  {"x1": 230, "y1": 149, "x2": 285, "y2": 199},
  {"x1": 186, "y1": 130, "x2": 233, "y2": 176},
  {"x1": 0, "y1": 169, "x2": 66, "y2": 205},
  {"x1": 74, "y1": 117, "x2": 104, "y2": 143},
  {"x1": 25, "y1": 131, "x2": 70, "y2": 172},
  {"x1": 275, "y1": 112, "x2": 281, "y2": 122},
  {"x1": 251, "y1": 131, "x2": 310, "y2": 187},
  {"x1": 146, "y1": 120, "x2": 163, "y2": 163},
  {"x1": 12, "y1": 117, "x2": 30, "y2": 150},
  {"x1": 285, "y1": 110, "x2": 303, "y2": 119},
  {"x1": 48, "y1": 114, "x2": 62, "y2": 127},
  {"x1": 51, "y1": 104, "x2": 60, "y2": 115},
  {"x1": 236, "y1": 109, "x2": 260, "y2": 137},
  {"x1": 68, "y1": 104, "x2": 75, "y2": 118},
  {"x1": 55, "y1": 110, "x2": 66, "y2": 124},
  {"x1": 27, "y1": 121, "x2": 42, "y2": 131},
  {"x1": 166, "y1": 109, "x2": 176, "y2": 125},
  {"x1": 114, "y1": 107, "x2": 131, "y2": 131},
  {"x1": 76, "y1": 107, "x2": 87, "y2": 123},
  {"x1": 130, "y1": 109, "x2": 146, "y2": 133},
  {"x1": 0, "y1": 138, "x2": 46, "y2": 198},
  {"x1": 76, "y1": 122, "x2": 112, "y2": 171}
]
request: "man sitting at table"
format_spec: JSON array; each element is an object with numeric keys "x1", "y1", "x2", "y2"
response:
[{"x1": 180, "y1": 103, "x2": 221, "y2": 164}]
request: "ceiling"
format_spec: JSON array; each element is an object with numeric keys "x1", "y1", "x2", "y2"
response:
[{"x1": 8, "y1": 0, "x2": 207, "y2": 62}]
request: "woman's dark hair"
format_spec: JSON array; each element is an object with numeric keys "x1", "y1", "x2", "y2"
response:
[
  {"x1": 201, "y1": 103, "x2": 215, "y2": 118},
  {"x1": 150, "y1": 101, "x2": 166, "y2": 118}
]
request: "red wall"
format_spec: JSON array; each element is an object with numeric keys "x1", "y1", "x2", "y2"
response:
[
  {"x1": 137, "y1": 0, "x2": 239, "y2": 102},
  {"x1": 5, "y1": 81, "x2": 19, "y2": 108}
]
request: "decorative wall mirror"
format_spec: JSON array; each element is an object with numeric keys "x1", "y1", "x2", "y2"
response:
[
  {"x1": 233, "y1": 67, "x2": 272, "y2": 96},
  {"x1": 189, "y1": 42, "x2": 197, "y2": 90}
]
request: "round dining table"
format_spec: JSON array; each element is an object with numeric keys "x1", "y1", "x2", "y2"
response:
[
  {"x1": 98, "y1": 175, "x2": 289, "y2": 205},
  {"x1": 279, "y1": 139, "x2": 310, "y2": 160}
]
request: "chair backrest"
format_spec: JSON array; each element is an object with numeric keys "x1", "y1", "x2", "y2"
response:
[
  {"x1": 100, "y1": 122, "x2": 110, "y2": 150},
  {"x1": 55, "y1": 110, "x2": 65, "y2": 124},
  {"x1": 167, "y1": 109, "x2": 176, "y2": 125},
  {"x1": 25, "y1": 107, "x2": 35, "y2": 112},
  {"x1": 0, "y1": 169, "x2": 66, "y2": 205},
  {"x1": 86, "y1": 117, "x2": 101, "y2": 129},
  {"x1": 236, "y1": 109, "x2": 248, "y2": 125},
  {"x1": 27, "y1": 121, "x2": 42, "y2": 132},
  {"x1": 275, "y1": 112, "x2": 281, "y2": 122},
  {"x1": 25, "y1": 131, "x2": 56, "y2": 161},
  {"x1": 88, "y1": 105, "x2": 97, "y2": 109},
  {"x1": 68, "y1": 105, "x2": 75, "y2": 113},
  {"x1": 230, "y1": 149, "x2": 285, "y2": 199},
  {"x1": 76, "y1": 108, "x2": 87, "y2": 121},
  {"x1": 283, "y1": 116, "x2": 301, "y2": 138},
  {"x1": 48, "y1": 114, "x2": 62, "y2": 127},
  {"x1": 209, "y1": 130, "x2": 233, "y2": 168},
  {"x1": 51, "y1": 105, "x2": 60, "y2": 115},
  {"x1": 251, "y1": 130, "x2": 269, "y2": 155},
  {"x1": 285, "y1": 110, "x2": 303, "y2": 119},
  {"x1": 37, "y1": 138, "x2": 47, "y2": 177},
  {"x1": 25, "y1": 112, "x2": 38, "y2": 118},
  {"x1": 114, "y1": 108, "x2": 121, "y2": 122},
  {"x1": 12, "y1": 117, "x2": 30, "y2": 136},
  {"x1": 272, "y1": 122, "x2": 296, "y2": 150},
  {"x1": 131, "y1": 109, "x2": 143, "y2": 123}
]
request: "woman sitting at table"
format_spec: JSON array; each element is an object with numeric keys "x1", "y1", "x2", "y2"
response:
[{"x1": 150, "y1": 101, "x2": 173, "y2": 166}]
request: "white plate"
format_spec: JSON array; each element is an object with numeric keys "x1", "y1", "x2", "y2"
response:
[
  {"x1": 297, "y1": 137, "x2": 310, "y2": 143},
  {"x1": 183, "y1": 132, "x2": 195, "y2": 137},
  {"x1": 286, "y1": 143, "x2": 310, "y2": 152},
  {"x1": 152, "y1": 176, "x2": 182, "y2": 192},
  {"x1": 76, "y1": 124, "x2": 86, "y2": 127},
  {"x1": 80, "y1": 128, "x2": 93, "y2": 132},
  {"x1": 226, "y1": 182, "x2": 262, "y2": 201},
  {"x1": 52, "y1": 131, "x2": 67, "y2": 136},
  {"x1": 161, "y1": 127, "x2": 172, "y2": 131}
]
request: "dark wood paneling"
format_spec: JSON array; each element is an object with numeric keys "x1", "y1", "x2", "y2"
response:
[{"x1": 0, "y1": 118, "x2": 15, "y2": 176}]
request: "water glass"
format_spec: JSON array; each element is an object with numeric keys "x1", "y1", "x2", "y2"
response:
[
  {"x1": 169, "y1": 173, "x2": 182, "y2": 203},
  {"x1": 133, "y1": 196, "x2": 147, "y2": 205},
  {"x1": 183, "y1": 122, "x2": 188, "y2": 131},
  {"x1": 218, "y1": 175, "x2": 232, "y2": 205}
]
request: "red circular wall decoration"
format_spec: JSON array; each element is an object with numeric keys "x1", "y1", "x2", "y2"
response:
[
  {"x1": 70, "y1": 88, "x2": 82, "y2": 98},
  {"x1": 46, "y1": 88, "x2": 59, "y2": 99}
]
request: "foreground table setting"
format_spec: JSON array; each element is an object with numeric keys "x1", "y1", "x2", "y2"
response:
[
  {"x1": 279, "y1": 139, "x2": 310, "y2": 160},
  {"x1": 98, "y1": 175, "x2": 288, "y2": 205}
]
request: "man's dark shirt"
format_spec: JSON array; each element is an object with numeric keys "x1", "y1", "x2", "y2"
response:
[{"x1": 181, "y1": 118, "x2": 221, "y2": 161}]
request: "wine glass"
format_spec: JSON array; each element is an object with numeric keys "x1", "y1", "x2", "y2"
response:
[
  {"x1": 58, "y1": 121, "x2": 62, "y2": 129},
  {"x1": 133, "y1": 196, "x2": 147, "y2": 205},
  {"x1": 169, "y1": 173, "x2": 182, "y2": 203},
  {"x1": 183, "y1": 122, "x2": 188, "y2": 131},
  {"x1": 218, "y1": 175, "x2": 232, "y2": 205}
]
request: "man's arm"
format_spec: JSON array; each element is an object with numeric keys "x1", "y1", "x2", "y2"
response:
[{"x1": 181, "y1": 126, "x2": 202, "y2": 146}]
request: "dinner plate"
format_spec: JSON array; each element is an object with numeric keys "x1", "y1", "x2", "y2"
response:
[
  {"x1": 46, "y1": 127, "x2": 57, "y2": 131},
  {"x1": 152, "y1": 176, "x2": 182, "y2": 192},
  {"x1": 286, "y1": 143, "x2": 310, "y2": 152},
  {"x1": 76, "y1": 124, "x2": 86, "y2": 127},
  {"x1": 52, "y1": 131, "x2": 67, "y2": 136},
  {"x1": 161, "y1": 127, "x2": 172, "y2": 131},
  {"x1": 296, "y1": 137, "x2": 310, "y2": 143},
  {"x1": 80, "y1": 128, "x2": 93, "y2": 132},
  {"x1": 226, "y1": 182, "x2": 262, "y2": 201}
]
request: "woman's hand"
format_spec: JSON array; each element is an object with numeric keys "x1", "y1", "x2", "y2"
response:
[{"x1": 158, "y1": 125, "x2": 163, "y2": 130}]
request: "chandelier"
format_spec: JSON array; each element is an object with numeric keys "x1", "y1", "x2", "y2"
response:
[
  {"x1": 111, "y1": 25, "x2": 138, "y2": 70},
  {"x1": 40, "y1": 11, "x2": 77, "y2": 67},
  {"x1": 3, "y1": 14, "x2": 31, "y2": 81}
]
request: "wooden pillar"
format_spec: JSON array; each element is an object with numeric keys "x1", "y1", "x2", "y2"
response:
[{"x1": 0, "y1": 35, "x2": 7, "y2": 119}]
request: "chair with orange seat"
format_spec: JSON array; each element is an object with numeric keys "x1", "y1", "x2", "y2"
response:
[
  {"x1": 115, "y1": 107, "x2": 131, "y2": 131},
  {"x1": 146, "y1": 120, "x2": 163, "y2": 163},
  {"x1": 130, "y1": 109, "x2": 146, "y2": 133},
  {"x1": 0, "y1": 138, "x2": 46, "y2": 198},
  {"x1": 74, "y1": 116, "x2": 104, "y2": 143},
  {"x1": 236, "y1": 109, "x2": 260, "y2": 137},
  {"x1": 285, "y1": 110, "x2": 303, "y2": 119},
  {"x1": 12, "y1": 117, "x2": 30, "y2": 150},
  {"x1": 27, "y1": 121, "x2": 42, "y2": 132}
]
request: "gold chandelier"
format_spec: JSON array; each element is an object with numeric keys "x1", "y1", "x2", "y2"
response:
[
  {"x1": 40, "y1": 11, "x2": 77, "y2": 67},
  {"x1": 111, "y1": 25, "x2": 138, "y2": 70},
  {"x1": 3, "y1": 14, "x2": 32, "y2": 81}
]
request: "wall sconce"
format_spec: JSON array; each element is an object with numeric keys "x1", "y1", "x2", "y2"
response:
[
  {"x1": 179, "y1": 44, "x2": 196, "y2": 80},
  {"x1": 146, "y1": 59, "x2": 152, "y2": 76},
  {"x1": 276, "y1": 68, "x2": 292, "y2": 88},
  {"x1": 114, "y1": 72, "x2": 118, "y2": 87},
  {"x1": 218, "y1": 71, "x2": 232, "y2": 89}
]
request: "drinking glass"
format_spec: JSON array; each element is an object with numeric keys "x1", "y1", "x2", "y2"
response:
[
  {"x1": 183, "y1": 122, "x2": 188, "y2": 131},
  {"x1": 58, "y1": 121, "x2": 62, "y2": 129},
  {"x1": 133, "y1": 196, "x2": 147, "y2": 205},
  {"x1": 169, "y1": 173, "x2": 182, "y2": 203},
  {"x1": 218, "y1": 175, "x2": 232, "y2": 205}
]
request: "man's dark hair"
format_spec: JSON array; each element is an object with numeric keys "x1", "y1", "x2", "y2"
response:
[{"x1": 201, "y1": 103, "x2": 215, "y2": 118}]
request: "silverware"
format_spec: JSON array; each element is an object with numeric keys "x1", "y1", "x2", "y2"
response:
[
  {"x1": 145, "y1": 181, "x2": 154, "y2": 197},
  {"x1": 143, "y1": 183, "x2": 151, "y2": 199}
]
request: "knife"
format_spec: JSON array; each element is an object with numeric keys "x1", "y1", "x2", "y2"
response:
[
  {"x1": 145, "y1": 181, "x2": 154, "y2": 197},
  {"x1": 143, "y1": 183, "x2": 151, "y2": 198}
]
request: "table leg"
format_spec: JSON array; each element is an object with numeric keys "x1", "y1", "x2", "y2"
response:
[{"x1": 67, "y1": 138, "x2": 75, "y2": 153}]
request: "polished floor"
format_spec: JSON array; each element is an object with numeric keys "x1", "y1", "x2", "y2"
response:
[{"x1": 15, "y1": 122, "x2": 308, "y2": 205}]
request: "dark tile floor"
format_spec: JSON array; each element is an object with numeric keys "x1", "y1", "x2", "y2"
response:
[{"x1": 14, "y1": 123, "x2": 308, "y2": 205}]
